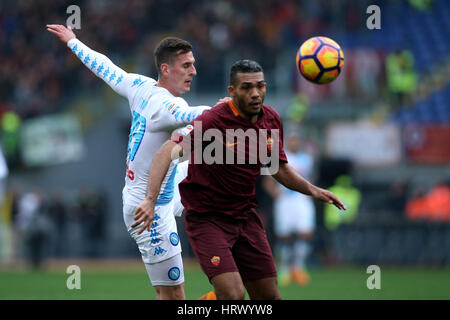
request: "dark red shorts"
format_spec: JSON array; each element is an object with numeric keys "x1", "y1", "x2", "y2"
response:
[{"x1": 184, "y1": 208, "x2": 277, "y2": 282}]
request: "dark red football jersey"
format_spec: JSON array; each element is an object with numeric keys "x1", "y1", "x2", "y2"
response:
[{"x1": 171, "y1": 101, "x2": 287, "y2": 216}]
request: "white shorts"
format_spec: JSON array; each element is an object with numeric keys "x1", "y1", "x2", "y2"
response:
[
  {"x1": 274, "y1": 194, "x2": 315, "y2": 236},
  {"x1": 144, "y1": 253, "x2": 184, "y2": 286},
  {"x1": 123, "y1": 201, "x2": 182, "y2": 265},
  {"x1": 173, "y1": 160, "x2": 188, "y2": 217}
]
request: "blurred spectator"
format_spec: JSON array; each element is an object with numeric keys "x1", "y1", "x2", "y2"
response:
[
  {"x1": 426, "y1": 182, "x2": 450, "y2": 221},
  {"x1": 386, "y1": 180, "x2": 408, "y2": 218},
  {"x1": 353, "y1": 49, "x2": 383, "y2": 99},
  {"x1": 0, "y1": 146, "x2": 9, "y2": 263},
  {"x1": 285, "y1": 94, "x2": 309, "y2": 124},
  {"x1": 0, "y1": 0, "x2": 393, "y2": 121},
  {"x1": 406, "y1": 181, "x2": 450, "y2": 222},
  {"x1": 75, "y1": 187, "x2": 106, "y2": 258},
  {"x1": 386, "y1": 49, "x2": 418, "y2": 107},
  {"x1": 406, "y1": 185, "x2": 429, "y2": 221},
  {"x1": 47, "y1": 190, "x2": 68, "y2": 258},
  {"x1": 0, "y1": 146, "x2": 8, "y2": 203},
  {"x1": 15, "y1": 190, "x2": 51, "y2": 268},
  {"x1": 0, "y1": 110, "x2": 21, "y2": 169},
  {"x1": 409, "y1": 0, "x2": 434, "y2": 12},
  {"x1": 324, "y1": 175, "x2": 361, "y2": 230}
]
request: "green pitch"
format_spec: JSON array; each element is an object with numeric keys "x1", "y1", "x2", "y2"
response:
[{"x1": 0, "y1": 261, "x2": 449, "y2": 300}]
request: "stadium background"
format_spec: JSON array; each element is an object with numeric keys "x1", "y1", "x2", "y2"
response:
[{"x1": 0, "y1": 0, "x2": 449, "y2": 299}]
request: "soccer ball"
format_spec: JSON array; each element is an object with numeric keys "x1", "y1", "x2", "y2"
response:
[{"x1": 296, "y1": 36, "x2": 344, "y2": 84}]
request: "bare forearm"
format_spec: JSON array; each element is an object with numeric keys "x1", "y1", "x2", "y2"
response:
[
  {"x1": 273, "y1": 163, "x2": 347, "y2": 210},
  {"x1": 272, "y1": 163, "x2": 315, "y2": 196},
  {"x1": 146, "y1": 141, "x2": 182, "y2": 203}
]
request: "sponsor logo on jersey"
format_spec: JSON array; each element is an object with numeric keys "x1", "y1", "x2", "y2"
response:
[
  {"x1": 132, "y1": 77, "x2": 142, "y2": 87},
  {"x1": 210, "y1": 256, "x2": 221, "y2": 266},
  {"x1": 115, "y1": 74, "x2": 123, "y2": 86},
  {"x1": 103, "y1": 67, "x2": 110, "y2": 78},
  {"x1": 96, "y1": 63, "x2": 104, "y2": 74},
  {"x1": 109, "y1": 70, "x2": 116, "y2": 82},
  {"x1": 168, "y1": 267, "x2": 181, "y2": 280},
  {"x1": 150, "y1": 238, "x2": 162, "y2": 245},
  {"x1": 225, "y1": 141, "x2": 239, "y2": 148},
  {"x1": 266, "y1": 137, "x2": 273, "y2": 151},
  {"x1": 169, "y1": 232, "x2": 179, "y2": 246},
  {"x1": 90, "y1": 58, "x2": 97, "y2": 70},
  {"x1": 153, "y1": 247, "x2": 167, "y2": 256}
]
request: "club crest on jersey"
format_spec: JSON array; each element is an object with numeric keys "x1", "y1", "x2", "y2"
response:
[
  {"x1": 168, "y1": 267, "x2": 181, "y2": 281},
  {"x1": 169, "y1": 232, "x2": 179, "y2": 246},
  {"x1": 210, "y1": 256, "x2": 221, "y2": 266},
  {"x1": 266, "y1": 137, "x2": 273, "y2": 151}
]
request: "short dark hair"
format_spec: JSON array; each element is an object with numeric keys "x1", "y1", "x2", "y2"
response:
[
  {"x1": 154, "y1": 37, "x2": 193, "y2": 76},
  {"x1": 229, "y1": 59, "x2": 263, "y2": 85}
]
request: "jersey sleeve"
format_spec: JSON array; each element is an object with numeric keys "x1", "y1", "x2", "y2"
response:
[
  {"x1": 267, "y1": 110, "x2": 288, "y2": 164},
  {"x1": 170, "y1": 109, "x2": 215, "y2": 152},
  {"x1": 148, "y1": 96, "x2": 210, "y2": 132},
  {"x1": 277, "y1": 115, "x2": 288, "y2": 164},
  {"x1": 67, "y1": 38, "x2": 155, "y2": 102}
]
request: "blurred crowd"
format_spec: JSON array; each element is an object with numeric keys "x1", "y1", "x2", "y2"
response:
[
  {"x1": 1, "y1": 0, "x2": 448, "y2": 268},
  {"x1": 1, "y1": 186, "x2": 107, "y2": 268},
  {"x1": 0, "y1": 0, "x2": 375, "y2": 121}
]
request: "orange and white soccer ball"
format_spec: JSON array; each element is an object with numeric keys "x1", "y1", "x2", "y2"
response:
[{"x1": 296, "y1": 36, "x2": 344, "y2": 84}]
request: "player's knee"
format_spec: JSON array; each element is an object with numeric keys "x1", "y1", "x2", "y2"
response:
[
  {"x1": 257, "y1": 289, "x2": 281, "y2": 300},
  {"x1": 170, "y1": 286, "x2": 185, "y2": 300},
  {"x1": 170, "y1": 284, "x2": 185, "y2": 300},
  {"x1": 217, "y1": 287, "x2": 245, "y2": 300},
  {"x1": 157, "y1": 284, "x2": 185, "y2": 300}
]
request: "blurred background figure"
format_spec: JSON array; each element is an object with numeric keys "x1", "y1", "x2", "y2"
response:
[
  {"x1": 0, "y1": 0, "x2": 448, "y2": 276},
  {"x1": 15, "y1": 189, "x2": 51, "y2": 269},
  {"x1": 264, "y1": 133, "x2": 316, "y2": 286},
  {"x1": 75, "y1": 187, "x2": 106, "y2": 258},
  {"x1": 386, "y1": 49, "x2": 418, "y2": 107},
  {"x1": 324, "y1": 175, "x2": 361, "y2": 231},
  {"x1": 406, "y1": 180, "x2": 450, "y2": 222},
  {"x1": 0, "y1": 146, "x2": 9, "y2": 264},
  {"x1": 47, "y1": 190, "x2": 68, "y2": 258}
]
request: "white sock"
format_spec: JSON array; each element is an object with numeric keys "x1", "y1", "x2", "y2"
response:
[
  {"x1": 294, "y1": 240, "x2": 311, "y2": 270},
  {"x1": 277, "y1": 242, "x2": 291, "y2": 273}
]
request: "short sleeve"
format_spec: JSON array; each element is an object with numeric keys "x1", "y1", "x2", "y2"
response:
[
  {"x1": 170, "y1": 109, "x2": 216, "y2": 153},
  {"x1": 276, "y1": 115, "x2": 288, "y2": 164}
]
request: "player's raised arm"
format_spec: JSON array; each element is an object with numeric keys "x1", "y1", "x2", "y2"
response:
[
  {"x1": 273, "y1": 162, "x2": 347, "y2": 210},
  {"x1": 132, "y1": 140, "x2": 183, "y2": 235},
  {"x1": 46, "y1": 24, "x2": 139, "y2": 99}
]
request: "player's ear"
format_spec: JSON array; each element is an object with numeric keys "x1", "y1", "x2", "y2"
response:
[
  {"x1": 161, "y1": 63, "x2": 169, "y2": 76},
  {"x1": 227, "y1": 85, "x2": 234, "y2": 97}
]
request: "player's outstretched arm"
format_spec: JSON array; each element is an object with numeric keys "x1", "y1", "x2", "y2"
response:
[
  {"x1": 273, "y1": 162, "x2": 347, "y2": 210},
  {"x1": 46, "y1": 24, "x2": 135, "y2": 98},
  {"x1": 132, "y1": 140, "x2": 183, "y2": 235}
]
